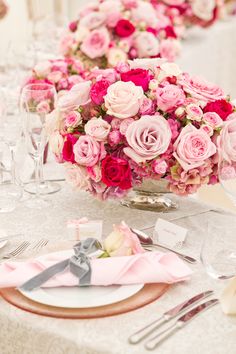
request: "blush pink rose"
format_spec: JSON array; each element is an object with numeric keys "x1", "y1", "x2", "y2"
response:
[
  {"x1": 34, "y1": 61, "x2": 52, "y2": 77},
  {"x1": 185, "y1": 104, "x2": 203, "y2": 122},
  {"x1": 73, "y1": 135, "x2": 106, "y2": 167},
  {"x1": 66, "y1": 165, "x2": 91, "y2": 191},
  {"x1": 217, "y1": 117, "x2": 236, "y2": 162},
  {"x1": 79, "y1": 12, "x2": 106, "y2": 30},
  {"x1": 200, "y1": 124, "x2": 214, "y2": 136},
  {"x1": 159, "y1": 39, "x2": 181, "y2": 62},
  {"x1": 219, "y1": 165, "x2": 236, "y2": 181},
  {"x1": 47, "y1": 71, "x2": 63, "y2": 83},
  {"x1": 36, "y1": 101, "x2": 51, "y2": 114},
  {"x1": 135, "y1": 32, "x2": 160, "y2": 58},
  {"x1": 152, "y1": 160, "x2": 168, "y2": 175},
  {"x1": 203, "y1": 112, "x2": 223, "y2": 128},
  {"x1": 131, "y1": 1, "x2": 158, "y2": 27},
  {"x1": 104, "y1": 81, "x2": 144, "y2": 119},
  {"x1": 57, "y1": 81, "x2": 91, "y2": 111},
  {"x1": 64, "y1": 111, "x2": 82, "y2": 128},
  {"x1": 139, "y1": 97, "x2": 156, "y2": 115},
  {"x1": 80, "y1": 28, "x2": 110, "y2": 59},
  {"x1": 85, "y1": 117, "x2": 111, "y2": 141},
  {"x1": 119, "y1": 118, "x2": 135, "y2": 135},
  {"x1": 91, "y1": 68, "x2": 118, "y2": 84},
  {"x1": 173, "y1": 124, "x2": 217, "y2": 171},
  {"x1": 156, "y1": 84, "x2": 185, "y2": 112},
  {"x1": 108, "y1": 130, "x2": 122, "y2": 146},
  {"x1": 179, "y1": 73, "x2": 225, "y2": 102},
  {"x1": 124, "y1": 115, "x2": 172, "y2": 163}
]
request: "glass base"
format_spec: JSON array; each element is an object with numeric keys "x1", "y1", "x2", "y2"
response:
[
  {"x1": 120, "y1": 190, "x2": 178, "y2": 212},
  {"x1": 0, "y1": 183, "x2": 22, "y2": 213},
  {"x1": 25, "y1": 196, "x2": 52, "y2": 209},
  {"x1": 24, "y1": 181, "x2": 61, "y2": 195}
]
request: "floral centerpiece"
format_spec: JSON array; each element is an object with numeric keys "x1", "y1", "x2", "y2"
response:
[
  {"x1": 46, "y1": 58, "x2": 235, "y2": 200},
  {"x1": 151, "y1": 0, "x2": 224, "y2": 29},
  {"x1": 60, "y1": 0, "x2": 182, "y2": 68},
  {"x1": 25, "y1": 58, "x2": 87, "y2": 93}
]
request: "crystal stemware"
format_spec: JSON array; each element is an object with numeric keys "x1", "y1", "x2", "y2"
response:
[
  {"x1": 218, "y1": 157, "x2": 236, "y2": 206},
  {"x1": 20, "y1": 83, "x2": 60, "y2": 196},
  {"x1": 21, "y1": 83, "x2": 57, "y2": 208}
]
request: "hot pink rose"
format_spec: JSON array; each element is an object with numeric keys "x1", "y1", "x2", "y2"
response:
[
  {"x1": 217, "y1": 117, "x2": 236, "y2": 162},
  {"x1": 124, "y1": 115, "x2": 172, "y2": 163},
  {"x1": 80, "y1": 28, "x2": 110, "y2": 59},
  {"x1": 90, "y1": 79, "x2": 110, "y2": 105},
  {"x1": 62, "y1": 134, "x2": 78, "y2": 163},
  {"x1": 73, "y1": 135, "x2": 106, "y2": 166},
  {"x1": 120, "y1": 69, "x2": 151, "y2": 91},
  {"x1": 156, "y1": 84, "x2": 185, "y2": 112},
  {"x1": 203, "y1": 112, "x2": 223, "y2": 128},
  {"x1": 179, "y1": 73, "x2": 225, "y2": 102},
  {"x1": 104, "y1": 81, "x2": 144, "y2": 119},
  {"x1": 85, "y1": 117, "x2": 111, "y2": 141},
  {"x1": 173, "y1": 124, "x2": 217, "y2": 171}
]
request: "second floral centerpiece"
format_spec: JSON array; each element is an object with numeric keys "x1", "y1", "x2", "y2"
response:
[{"x1": 46, "y1": 58, "x2": 235, "y2": 200}]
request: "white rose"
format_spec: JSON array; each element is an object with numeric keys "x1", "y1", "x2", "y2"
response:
[
  {"x1": 45, "y1": 109, "x2": 64, "y2": 135},
  {"x1": 75, "y1": 25, "x2": 90, "y2": 43},
  {"x1": 131, "y1": 1, "x2": 158, "y2": 27},
  {"x1": 158, "y1": 62, "x2": 182, "y2": 81},
  {"x1": 34, "y1": 61, "x2": 52, "y2": 77},
  {"x1": 85, "y1": 117, "x2": 111, "y2": 141},
  {"x1": 128, "y1": 58, "x2": 165, "y2": 71},
  {"x1": 49, "y1": 131, "x2": 64, "y2": 155},
  {"x1": 99, "y1": 0, "x2": 122, "y2": 14},
  {"x1": 192, "y1": 0, "x2": 215, "y2": 21},
  {"x1": 104, "y1": 81, "x2": 144, "y2": 119},
  {"x1": 135, "y1": 32, "x2": 159, "y2": 58},
  {"x1": 79, "y1": 12, "x2": 106, "y2": 30},
  {"x1": 107, "y1": 48, "x2": 128, "y2": 67},
  {"x1": 57, "y1": 81, "x2": 91, "y2": 112},
  {"x1": 66, "y1": 164, "x2": 91, "y2": 191}
]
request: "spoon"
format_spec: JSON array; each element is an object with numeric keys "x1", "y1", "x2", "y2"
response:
[{"x1": 131, "y1": 228, "x2": 197, "y2": 264}]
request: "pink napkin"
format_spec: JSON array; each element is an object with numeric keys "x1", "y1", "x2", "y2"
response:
[{"x1": 0, "y1": 250, "x2": 192, "y2": 289}]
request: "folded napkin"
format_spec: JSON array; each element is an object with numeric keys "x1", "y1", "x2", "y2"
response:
[
  {"x1": 0, "y1": 248, "x2": 192, "y2": 289},
  {"x1": 220, "y1": 276, "x2": 236, "y2": 315}
]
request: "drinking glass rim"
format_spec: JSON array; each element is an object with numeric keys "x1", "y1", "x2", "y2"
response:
[{"x1": 22, "y1": 83, "x2": 55, "y2": 92}]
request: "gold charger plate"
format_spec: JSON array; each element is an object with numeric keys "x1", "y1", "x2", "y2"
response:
[{"x1": 0, "y1": 283, "x2": 169, "y2": 319}]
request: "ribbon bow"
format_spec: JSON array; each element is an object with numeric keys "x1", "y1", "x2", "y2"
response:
[{"x1": 20, "y1": 238, "x2": 99, "y2": 292}]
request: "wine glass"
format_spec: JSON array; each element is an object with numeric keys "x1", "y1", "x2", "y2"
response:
[
  {"x1": 21, "y1": 83, "x2": 57, "y2": 208},
  {"x1": 218, "y1": 157, "x2": 236, "y2": 206},
  {"x1": 20, "y1": 83, "x2": 60, "y2": 196},
  {"x1": 200, "y1": 214, "x2": 236, "y2": 281}
]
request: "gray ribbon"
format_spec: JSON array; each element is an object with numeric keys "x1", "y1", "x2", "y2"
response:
[{"x1": 19, "y1": 238, "x2": 99, "y2": 292}]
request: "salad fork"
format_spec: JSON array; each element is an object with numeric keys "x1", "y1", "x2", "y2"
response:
[{"x1": 2, "y1": 241, "x2": 30, "y2": 259}]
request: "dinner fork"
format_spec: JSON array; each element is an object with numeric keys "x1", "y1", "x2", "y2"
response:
[
  {"x1": 31, "y1": 239, "x2": 49, "y2": 251},
  {"x1": 2, "y1": 241, "x2": 30, "y2": 259}
]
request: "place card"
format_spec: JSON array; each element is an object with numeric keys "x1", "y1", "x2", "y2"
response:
[
  {"x1": 67, "y1": 218, "x2": 103, "y2": 241},
  {"x1": 154, "y1": 218, "x2": 188, "y2": 248}
]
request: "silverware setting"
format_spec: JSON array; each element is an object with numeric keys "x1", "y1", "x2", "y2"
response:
[
  {"x1": 131, "y1": 228, "x2": 197, "y2": 264},
  {"x1": 128, "y1": 290, "x2": 217, "y2": 349},
  {"x1": 1, "y1": 238, "x2": 49, "y2": 260}
]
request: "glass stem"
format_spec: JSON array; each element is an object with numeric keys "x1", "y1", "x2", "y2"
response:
[
  {"x1": 9, "y1": 146, "x2": 15, "y2": 184},
  {"x1": 34, "y1": 156, "x2": 41, "y2": 199},
  {"x1": 39, "y1": 152, "x2": 44, "y2": 184}
]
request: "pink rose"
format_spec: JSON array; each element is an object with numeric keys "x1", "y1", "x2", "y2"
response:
[
  {"x1": 124, "y1": 115, "x2": 172, "y2": 163},
  {"x1": 185, "y1": 104, "x2": 203, "y2": 122},
  {"x1": 104, "y1": 81, "x2": 144, "y2": 119},
  {"x1": 203, "y1": 112, "x2": 223, "y2": 128},
  {"x1": 173, "y1": 124, "x2": 217, "y2": 171},
  {"x1": 179, "y1": 73, "x2": 225, "y2": 102},
  {"x1": 81, "y1": 28, "x2": 110, "y2": 59},
  {"x1": 119, "y1": 118, "x2": 135, "y2": 135},
  {"x1": 91, "y1": 68, "x2": 117, "y2": 84},
  {"x1": 34, "y1": 61, "x2": 52, "y2": 77},
  {"x1": 152, "y1": 160, "x2": 168, "y2": 175},
  {"x1": 219, "y1": 165, "x2": 236, "y2": 181},
  {"x1": 49, "y1": 131, "x2": 64, "y2": 157},
  {"x1": 108, "y1": 130, "x2": 122, "y2": 146},
  {"x1": 106, "y1": 12, "x2": 121, "y2": 27},
  {"x1": 160, "y1": 39, "x2": 181, "y2": 62},
  {"x1": 139, "y1": 97, "x2": 155, "y2": 115},
  {"x1": 66, "y1": 165, "x2": 91, "y2": 191},
  {"x1": 217, "y1": 117, "x2": 236, "y2": 162},
  {"x1": 85, "y1": 117, "x2": 111, "y2": 141},
  {"x1": 65, "y1": 111, "x2": 82, "y2": 128},
  {"x1": 36, "y1": 101, "x2": 51, "y2": 114},
  {"x1": 156, "y1": 84, "x2": 185, "y2": 112},
  {"x1": 90, "y1": 79, "x2": 110, "y2": 105},
  {"x1": 47, "y1": 71, "x2": 63, "y2": 83},
  {"x1": 60, "y1": 34, "x2": 76, "y2": 56},
  {"x1": 200, "y1": 124, "x2": 214, "y2": 136},
  {"x1": 87, "y1": 165, "x2": 102, "y2": 182},
  {"x1": 122, "y1": 0, "x2": 138, "y2": 9},
  {"x1": 79, "y1": 12, "x2": 106, "y2": 30},
  {"x1": 135, "y1": 32, "x2": 159, "y2": 58},
  {"x1": 57, "y1": 81, "x2": 91, "y2": 112},
  {"x1": 73, "y1": 135, "x2": 106, "y2": 166}
]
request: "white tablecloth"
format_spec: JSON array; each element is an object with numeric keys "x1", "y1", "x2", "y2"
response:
[{"x1": 0, "y1": 181, "x2": 235, "y2": 354}]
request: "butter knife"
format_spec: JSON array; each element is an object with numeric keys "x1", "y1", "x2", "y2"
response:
[
  {"x1": 145, "y1": 299, "x2": 219, "y2": 350},
  {"x1": 128, "y1": 290, "x2": 213, "y2": 344}
]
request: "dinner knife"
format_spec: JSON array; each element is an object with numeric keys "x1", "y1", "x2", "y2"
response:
[
  {"x1": 128, "y1": 290, "x2": 213, "y2": 344},
  {"x1": 145, "y1": 298, "x2": 219, "y2": 350}
]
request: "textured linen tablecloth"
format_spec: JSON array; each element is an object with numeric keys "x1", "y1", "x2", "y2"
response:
[{"x1": 0, "y1": 180, "x2": 236, "y2": 354}]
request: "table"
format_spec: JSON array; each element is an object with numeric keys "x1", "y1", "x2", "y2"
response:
[{"x1": 0, "y1": 181, "x2": 235, "y2": 354}]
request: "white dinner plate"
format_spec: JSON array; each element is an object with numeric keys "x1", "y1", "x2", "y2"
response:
[
  {"x1": 18, "y1": 250, "x2": 144, "y2": 308},
  {"x1": 0, "y1": 240, "x2": 8, "y2": 249}
]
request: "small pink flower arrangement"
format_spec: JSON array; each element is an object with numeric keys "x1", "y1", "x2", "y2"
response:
[
  {"x1": 25, "y1": 58, "x2": 87, "y2": 93},
  {"x1": 46, "y1": 58, "x2": 235, "y2": 199},
  {"x1": 151, "y1": 0, "x2": 224, "y2": 29},
  {"x1": 60, "y1": 0, "x2": 182, "y2": 68}
]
